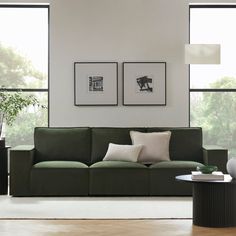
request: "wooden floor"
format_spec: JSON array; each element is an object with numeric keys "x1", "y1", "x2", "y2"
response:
[{"x1": 0, "y1": 220, "x2": 236, "y2": 236}]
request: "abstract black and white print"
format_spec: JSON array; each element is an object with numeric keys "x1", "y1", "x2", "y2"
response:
[
  {"x1": 136, "y1": 75, "x2": 153, "y2": 92},
  {"x1": 89, "y1": 76, "x2": 104, "y2": 92}
]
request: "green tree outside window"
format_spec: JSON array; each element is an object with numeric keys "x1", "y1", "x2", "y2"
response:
[{"x1": 191, "y1": 77, "x2": 236, "y2": 157}]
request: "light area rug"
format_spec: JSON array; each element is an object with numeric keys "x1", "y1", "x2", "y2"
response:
[{"x1": 0, "y1": 196, "x2": 192, "y2": 219}]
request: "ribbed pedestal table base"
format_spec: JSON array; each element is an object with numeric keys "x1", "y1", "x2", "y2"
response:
[{"x1": 193, "y1": 182, "x2": 236, "y2": 227}]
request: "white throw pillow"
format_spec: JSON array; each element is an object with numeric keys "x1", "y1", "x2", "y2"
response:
[
  {"x1": 130, "y1": 131, "x2": 171, "y2": 164},
  {"x1": 103, "y1": 143, "x2": 143, "y2": 162}
]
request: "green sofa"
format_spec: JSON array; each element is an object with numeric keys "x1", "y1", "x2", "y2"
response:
[{"x1": 10, "y1": 127, "x2": 228, "y2": 197}]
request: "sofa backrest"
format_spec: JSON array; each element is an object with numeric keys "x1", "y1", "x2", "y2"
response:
[
  {"x1": 34, "y1": 127, "x2": 91, "y2": 165},
  {"x1": 34, "y1": 127, "x2": 203, "y2": 165},
  {"x1": 147, "y1": 127, "x2": 203, "y2": 162},
  {"x1": 91, "y1": 127, "x2": 146, "y2": 164}
]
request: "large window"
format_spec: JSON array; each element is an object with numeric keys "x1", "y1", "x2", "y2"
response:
[
  {"x1": 190, "y1": 5, "x2": 236, "y2": 158},
  {"x1": 0, "y1": 5, "x2": 49, "y2": 147}
]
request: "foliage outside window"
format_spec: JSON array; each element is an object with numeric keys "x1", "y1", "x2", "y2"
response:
[
  {"x1": 190, "y1": 6, "x2": 236, "y2": 158},
  {"x1": 0, "y1": 6, "x2": 48, "y2": 147}
]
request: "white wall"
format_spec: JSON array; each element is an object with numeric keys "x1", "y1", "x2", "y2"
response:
[
  {"x1": 1, "y1": 0, "x2": 236, "y2": 127},
  {"x1": 50, "y1": 0, "x2": 189, "y2": 127}
]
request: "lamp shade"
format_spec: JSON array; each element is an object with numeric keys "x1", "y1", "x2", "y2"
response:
[{"x1": 185, "y1": 44, "x2": 221, "y2": 64}]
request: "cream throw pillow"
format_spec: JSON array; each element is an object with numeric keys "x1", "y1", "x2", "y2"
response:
[
  {"x1": 103, "y1": 143, "x2": 143, "y2": 162},
  {"x1": 130, "y1": 131, "x2": 171, "y2": 164}
]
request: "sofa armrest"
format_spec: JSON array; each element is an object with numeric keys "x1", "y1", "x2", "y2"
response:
[
  {"x1": 203, "y1": 145, "x2": 228, "y2": 173},
  {"x1": 10, "y1": 145, "x2": 35, "y2": 196}
]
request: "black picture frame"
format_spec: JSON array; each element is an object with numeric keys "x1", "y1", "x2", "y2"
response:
[
  {"x1": 74, "y1": 62, "x2": 118, "y2": 106},
  {"x1": 122, "y1": 62, "x2": 166, "y2": 106}
]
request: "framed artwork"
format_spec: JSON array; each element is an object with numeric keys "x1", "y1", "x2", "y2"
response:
[
  {"x1": 74, "y1": 62, "x2": 118, "y2": 106},
  {"x1": 122, "y1": 62, "x2": 166, "y2": 106}
]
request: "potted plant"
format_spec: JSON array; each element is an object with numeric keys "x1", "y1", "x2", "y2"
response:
[{"x1": 0, "y1": 89, "x2": 40, "y2": 147}]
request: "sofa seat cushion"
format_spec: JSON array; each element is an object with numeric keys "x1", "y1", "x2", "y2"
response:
[
  {"x1": 31, "y1": 161, "x2": 89, "y2": 196},
  {"x1": 90, "y1": 160, "x2": 147, "y2": 169},
  {"x1": 150, "y1": 160, "x2": 204, "y2": 169},
  {"x1": 33, "y1": 161, "x2": 88, "y2": 169},
  {"x1": 149, "y1": 161, "x2": 204, "y2": 196},
  {"x1": 89, "y1": 161, "x2": 149, "y2": 196}
]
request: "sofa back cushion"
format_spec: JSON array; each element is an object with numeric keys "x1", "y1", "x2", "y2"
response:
[
  {"x1": 91, "y1": 127, "x2": 146, "y2": 164},
  {"x1": 147, "y1": 127, "x2": 203, "y2": 163},
  {"x1": 34, "y1": 127, "x2": 91, "y2": 165}
]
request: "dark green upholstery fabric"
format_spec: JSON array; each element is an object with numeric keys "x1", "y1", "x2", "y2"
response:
[
  {"x1": 10, "y1": 127, "x2": 221, "y2": 197},
  {"x1": 31, "y1": 161, "x2": 89, "y2": 196},
  {"x1": 147, "y1": 127, "x2": 203, "y2": 163},
  {"x1": 89, "y1": 161, "x2": 149, "y2": 195},
  {"x1": 91, "y1": 161, "x2": 146, "y2": 169},
  {"x1": 34, "y1": 127, "x2": 91, "y2": 165},
  {"x1": 149, "y1": 160, "x2": 204, "y2": 196},
  {"x1": 203, "y1": 145, "x2": 228, "y2": 173},
  {"x1": 10, "y1": 145, "x2": 35, "y2": 196},
  {"x1": 34, "y1": 161, "x2": 88, "y2": 169},
  {"x1": 91, "y1": 127, "x2": 146, "y2": 164},
  {"x1": 150, "y1": 160, "x2": 204, "y2": 169}
]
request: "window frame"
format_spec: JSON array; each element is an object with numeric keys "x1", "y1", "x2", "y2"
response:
[
  {"x1": 189, "y1": 4, "x2": 236, "y2": 126},
  {"x1": 0, "y1": 4, "x2": 50, "y2": 126}
]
